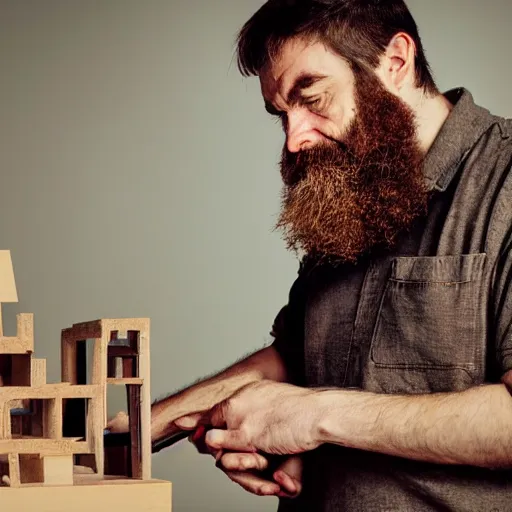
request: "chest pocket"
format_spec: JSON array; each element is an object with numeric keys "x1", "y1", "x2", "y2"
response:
[{"x1": 366, "y1": 253, "x2": 487, "y2": 393}]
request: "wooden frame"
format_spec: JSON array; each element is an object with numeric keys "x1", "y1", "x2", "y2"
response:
[
  {"x1": 0, "y1": 251, "x2": 171, "y2": 510},
  {"x1": 60, "y1": 318, "x2": 151, "y2": 480}
]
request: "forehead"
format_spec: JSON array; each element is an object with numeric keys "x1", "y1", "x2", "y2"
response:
[{"x1": 259, "y1": 38, "x2": 353, "y2": 101}]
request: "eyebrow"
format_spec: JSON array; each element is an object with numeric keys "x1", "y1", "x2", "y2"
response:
[
  {"x1": 265, "y1": 72, "x2": 328, "y2": 115},
  {"x1": 287, "y1": 72, "x2": 328, "y2": 102}
]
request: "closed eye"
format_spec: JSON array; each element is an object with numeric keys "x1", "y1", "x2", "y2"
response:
[
  {"x1": 302, "y1": 96, "x2": 324, "y2": 112},
  {"x1": 305, "y1": 98, "x2": 320, "y2": 106}
]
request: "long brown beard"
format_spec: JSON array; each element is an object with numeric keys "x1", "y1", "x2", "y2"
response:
[{"x1": 276, "y1": 73, "x2": 429, "y2": 265}]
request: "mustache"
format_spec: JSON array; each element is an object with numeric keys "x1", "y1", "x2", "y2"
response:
[{"x1": 280, "y1": 139, "x2": 350, "y2": 187}]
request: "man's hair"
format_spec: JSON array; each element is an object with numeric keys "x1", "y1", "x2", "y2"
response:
[{"x1": 236, "y1": 0, "x2": 437, "y2": 95}]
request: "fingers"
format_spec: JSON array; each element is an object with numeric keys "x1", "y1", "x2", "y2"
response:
[
  {"x1": 218, "y1": 452, "x2": 269, "y2": 472},
  {"x1": 217, "y1": 453, "x2": 302, "y2": 499},
  {"x1": 188, "y1": 425, "x2": 210, "y2": 455},
  {"x1": 206, "y1": 428, "x2": 255, "y2": 452},
  {"x1": 224, "y1": 470, "x2": 281, "y2": 497},
  {"x1": 174, "y1": 412, "x2": 203, "y2": 430},
  {"x1": 273, "y1": 455, "x2": 303, "y2": 497}
]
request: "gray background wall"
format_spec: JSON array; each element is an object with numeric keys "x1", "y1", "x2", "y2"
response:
[{"x1": 0, "y1": 1, "x2": 510, "y2": 510}]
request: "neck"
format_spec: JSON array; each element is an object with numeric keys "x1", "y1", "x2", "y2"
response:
[{"x1": 409, "y1": 89, "x2": 453, "y2": 154}]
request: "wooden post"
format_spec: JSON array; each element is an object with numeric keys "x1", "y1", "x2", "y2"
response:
[
  {"x1": 138, "y1": 326, "x2": 151, "y2": 480},
  {"x1": 8, "y1": 453, "x2": 21, "y2": 487},
  {"x1": 127, "y1": 384, "x2": 141, "y2": 479}
]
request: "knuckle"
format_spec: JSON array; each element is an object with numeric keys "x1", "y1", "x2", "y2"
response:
[
  {"x1": 225, "y1": 397, "x2": 238, "y2": 416},
  {"x1": 254, "y1": 454, "x2": 268, "y2": 471}
]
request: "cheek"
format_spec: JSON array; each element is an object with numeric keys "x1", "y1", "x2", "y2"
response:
[
  {"x1": 329, "y1": 103, "x2": 356, "y2": 140},
  {"x1": 314, "y1": 114, "x2": 349, "y2": 142}
]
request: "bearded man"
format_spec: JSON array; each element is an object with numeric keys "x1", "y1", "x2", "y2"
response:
[{"x1": 109, "y1": 1, "x2": 512, "y2": 510}]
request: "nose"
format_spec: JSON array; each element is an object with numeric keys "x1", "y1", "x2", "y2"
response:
[{"x1": 286, "y1": 110, "x2": 322, "y2": 153}]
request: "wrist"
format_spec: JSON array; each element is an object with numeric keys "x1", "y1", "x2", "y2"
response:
[{"x1": 311, "y1": 388, "x2": 360, "y2": 447}]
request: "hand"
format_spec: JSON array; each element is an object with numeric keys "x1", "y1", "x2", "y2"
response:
[
  {"x1": 106, "y1": 411, "x2": 129, "y2": 433},
  {"x1": 218, "y1": 450, "x2": 303, "y2": 498},
  {"x1": 178, "y1": 380, "x2": 323, "y2": 457},
  {"x1": 175, "y1": 414, "x2": 303, "y2": 498}
]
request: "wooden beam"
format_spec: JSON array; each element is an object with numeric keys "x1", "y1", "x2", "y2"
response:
[
  {"x1": 43, "y1": 398, "x2": 62, "y2": 439},
  {"x1": 61, "y1": 331, "x2": 77, "y2": 385},
  {"x1": 127, "y1": 385, "x2": 141, "y2": 479},
  {"x1": 7, "y1": 453, "x2": 21, "y2": 488},
  {"x1": 0, "y1": 439, "x2": 89, "y2": 454},
  {"x1": 0, "y1": 384, "x2": 101, "y2": 400},
  {"x1": 138, "y1": 324, "x2": 151, "y2": 480}
]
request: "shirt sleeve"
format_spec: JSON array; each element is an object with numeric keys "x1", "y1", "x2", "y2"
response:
[
  {"x1": 489, "y1": 164, "x2": 512, "y2": 380},
  {"x1": 492, "y1": 236, "x2": 512, "y2": 378},
  {"x1": 269, "y1": 264, "x2": 308, "y2": 386}
]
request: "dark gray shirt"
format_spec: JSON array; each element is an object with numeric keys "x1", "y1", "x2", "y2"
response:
[{"x1": 272, "y1": 88, "x2": 512, "y2": 511}]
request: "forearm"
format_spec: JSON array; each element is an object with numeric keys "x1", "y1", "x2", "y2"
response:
[
  {"x1": 151, "y1": 345, "x2": 288, "y2": 440},
  {"x1": 315, "y1": 383, "x2": 512, "y2": 469}
]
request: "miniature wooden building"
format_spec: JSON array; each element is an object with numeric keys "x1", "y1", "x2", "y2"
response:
[{"x1": 0, "y1": 251, "x2": 172, "y2": 511}]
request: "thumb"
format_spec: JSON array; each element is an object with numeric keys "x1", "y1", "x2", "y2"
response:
[
  {"x1": 205, "y1": 428, "x2": 255, "y2": 452},
  {"x1": 174, "y1": 413, "x2": 203, "y2": 430}
]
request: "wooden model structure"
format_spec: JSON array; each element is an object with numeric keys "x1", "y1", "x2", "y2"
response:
[{"x1": 0, "y1": 251, "x2": 172, "y2": 511}]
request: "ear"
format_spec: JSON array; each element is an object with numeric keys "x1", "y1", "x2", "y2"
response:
[{"x1": 378, "y1": 32, "x2": 416, "y2": 93}]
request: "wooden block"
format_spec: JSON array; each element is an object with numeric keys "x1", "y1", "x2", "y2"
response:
[
  {"x1": 42, "y1": 455, "x2": 73, "y2": 486},
  {"x1": 0, "y1": 315, "x2": 34, "y2": 354},
  {"x1": 1, "y1": 402, "x2": 12, "y2": 439},
  {"x1": 61, "y1": 330, "x2": 77, "y2": 385},
  {"x1": 31, "y1": 359, "x2": 46, "y2": 387},
  {"x1": 85, "y1": 391, "x2": 104, "y2": 478},
  {"x1": 66, "y1": 320, "x2": 103, "y2": 341},
  {"x1": 43, "y1": 398, "x2": 61, "y2": 439},
  {"x1": 17, "y1": 314, "x2": 34, "y2": 351},
  {"x1": 0, "y1": 477, "x2": 172, "y2": 512},
  {"x1": 7, "y1": 453, "x2": 20, "y2": 487},
  {"x1": 0, "y1": 341, "x2": 30, "y2": 354},
  {"x1": 0, "y1": 251, "x2": 18, "y2": 304}
]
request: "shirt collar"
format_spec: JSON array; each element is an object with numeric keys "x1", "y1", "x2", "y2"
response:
[{"x1": 423, "y1": 88, "x2": 498, "y2": 192}]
